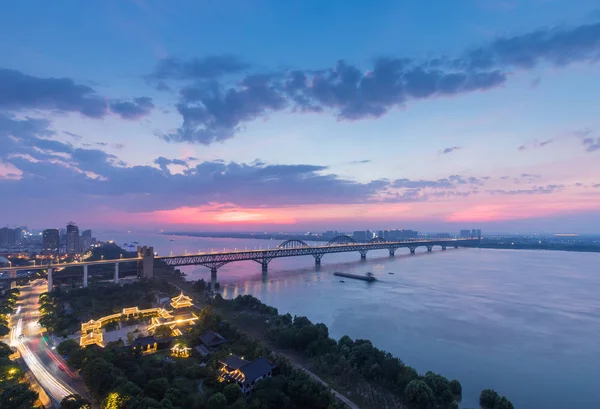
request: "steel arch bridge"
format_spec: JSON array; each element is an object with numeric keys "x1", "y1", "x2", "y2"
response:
[
  {"x1": 156, "y1": 238, "x2": 478, "y2": 277},
  {"x1": 326, "y1": 235, "x2": 356, "y2": 245}
]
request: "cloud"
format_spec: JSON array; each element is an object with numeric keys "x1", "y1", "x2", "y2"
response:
[
  {"x1": 581, "y1": 137, "x2": 600, "y2": 152},
  {"x1": 158, "y1": 18, "x2": 600, "y2": 144},
  {"x1": 0, "y1": 67, "x2": 153, "y2": 120},
  {"x1": 518, "y1": 138, "x2": 553, "y2": 151},
  {"x1": 109, "y1": 97, "x2": 155, "y2": 119},
  {"x1": 151, "y1": 55, "x2": 250, "y2": 80},
  {"x1": 488, "y1": 185, "x2": 564, "y2": 195},
  {"x1": 63, "y1": 131, "x2": 82, "y2": 140},
  {"x1": 349, "y1": 159, "x2": 371, "y2": 164},
  {"x1": 392, "y1": 175, "x2": 485, "y2": 189},
  {"x1": 438, "y1": 146, "x2": 462, "y2": 155},
  {"x1": 0, "y1": 113, "x2": 391, "y2": 212}
]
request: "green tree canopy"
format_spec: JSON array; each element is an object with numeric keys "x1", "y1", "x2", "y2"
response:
[
  {"x1": 404, "y1": 379, "x2": 434, "y2": 409},
  {"x1": 207, "y1": 392, "x2": 228, "y2": 409}
]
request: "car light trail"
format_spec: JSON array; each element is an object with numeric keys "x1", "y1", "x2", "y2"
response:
[{"x1": 11, "y1": 318, "x2": 76, "y2": 402}]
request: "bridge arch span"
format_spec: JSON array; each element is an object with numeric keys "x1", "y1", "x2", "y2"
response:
[
  {"x1": 327, "y1": 235, "x2": 356, "y2": 245},
  {"x1": 278, "y1": 239, "x2": 310, "y2": 249}
]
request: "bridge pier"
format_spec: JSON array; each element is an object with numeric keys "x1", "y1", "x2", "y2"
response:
[
  {"x1": 389, "y1": 248, "x2": 396, "y2": 257},
  {"x1": 454, "y1": 244, "x2": 459, "y2": 249},
  {"x1": 409, "y1": 247, "x2": 416, "y2": 254},
  {"x1": 114, "y1": 263, "x2": 119, "y2": 284},
  {"x1": 442, "y1": 245, "x2": 447, "y2": 251},
  {"x1": 427, "y1": 246, "x2": 433, "y2": 252},
  {"x1": 359, "y1": 251, "x2": 367, "y2": 260},
  {"x1": 137, "y1": 246, "x2": 155, "y2": 279},
  {"x1": 47, "y1": 268, "x2": 53, "y2": 293},
  {"x1": 210, "y1": 268, "x2": 218, "y2": 286},
  {"x1": 313, "y1": 254, "x2": 322, "y2": 266},
  {"x1": 261, "y1": 262, "x2": 269, "y2": 273},
  {"x1": 83, "y1": 265, "x2": 88, "y2": 287},
  {"x1": 9, "y1": 270, "x2": 16, "y2": 289}
]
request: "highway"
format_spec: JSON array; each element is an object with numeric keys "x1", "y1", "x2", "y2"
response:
[{"x1": 9, "y1": 279, "x2": 88, "y2": 406}]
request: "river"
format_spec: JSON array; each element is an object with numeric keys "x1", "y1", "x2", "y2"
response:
[{"x1": 100, "y1": 231, "x2": 600, "y2": 409}]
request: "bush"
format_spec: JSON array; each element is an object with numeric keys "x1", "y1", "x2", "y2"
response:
[
  {"x1": 223, "y1": 384, "x2": 244, "y2": 404},
  {"x1": 449, "y1": 379, "x2": 462, "y2": 396}
]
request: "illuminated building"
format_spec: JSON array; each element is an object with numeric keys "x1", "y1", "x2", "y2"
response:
[
  {"x1": 171, "y1": 344, "x2": 191, "y2": 358},
  {"x1": 79, "y1": 293, "x2": 197, "y2": 347},
  {"x1": 42, "y1": 229, "x2": 60, "y2": 254},
  {"x1": 218, "y1": 355, "x2": 277, "y2": 395},
  {"x1": 170, "y1": 292, "x2": 193, "y2": 309},
  {"x1": 66, "y1": 222, "x2": 80, "y2": 254}
]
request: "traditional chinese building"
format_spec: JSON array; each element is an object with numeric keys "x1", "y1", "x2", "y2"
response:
[
  {"x1": 170, "y1": 292, "x2": 193, "y2": 309},
  {"x1": 218, "y1": 355, "x2": 277, "y2": 395}
]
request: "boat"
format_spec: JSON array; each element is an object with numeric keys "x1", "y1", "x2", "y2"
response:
[
  {"x1": 339, "y1": 280, "x2": 345, "y2": 283},
  {"x1": 169, "y1": 239, "x2": 175, "y2": 242},
  {"x1": 333, "y1": 272, "x2": 376, "y2": 282},
  {"x1": 388, "y1": 272, "x2": 394, "y2": 275}
]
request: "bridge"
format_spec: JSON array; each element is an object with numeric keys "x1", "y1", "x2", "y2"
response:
[{"x1": 1, "y1": 236, "x2": 478, "y2": 292}]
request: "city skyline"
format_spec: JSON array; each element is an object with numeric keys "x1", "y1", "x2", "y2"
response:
[{"x1": 1, "y1": 1, "x2": 600, "y2": 232}]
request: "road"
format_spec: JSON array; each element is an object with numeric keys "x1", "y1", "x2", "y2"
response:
[{"x1": 9, "y1": 279, "x2": 88, "y2": 407}]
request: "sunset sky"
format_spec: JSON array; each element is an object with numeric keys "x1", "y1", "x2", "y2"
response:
[{"x1": 1, "y1": 0, "x2": 600, "y2": 233}]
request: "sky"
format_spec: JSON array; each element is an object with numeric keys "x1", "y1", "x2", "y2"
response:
[{"x1": 1, "y1": 0, "x2": 600, "y2": 234}]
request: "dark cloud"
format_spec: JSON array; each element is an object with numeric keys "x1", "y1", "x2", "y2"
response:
[
  {"x1": 154, "y1": 156, "x2": 190, "y2": 172},
  {"x1": 151, "y1": 55, "x2": 250, "y2": 80},
  {"x1": 159, "y1": 19, "x2": 600, "y2": 144},
  {"x1": 109, "y1": 97, "x2": 155, "y2": 120},
  {"x1": 0, "y1": 67, "x2": 153, "y2": 120},
  {"x1": 438, "y1": 146, "x2": 462, "y2": 155},
  {"x1": 349, "y1": 160, "x2": 371, "y2": 164},
  {"x1": 162, "y1": 74, "x2": 287, "y2": 144}
]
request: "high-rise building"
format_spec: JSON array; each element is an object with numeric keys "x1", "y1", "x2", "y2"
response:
[
  {"x1": 81, "y1": 229, "x2": 92, "y2": 251},
  {"x1": 43, "y1": 229, "x2": 60, "y2": 254},
  {"x1": 352, "y1": 231, "x2": 368, "y2": 242},
  {"x1": 0, "y1": 227, "x2": 19, "y2": 247},
  {"x1": 66, "y1": 222, "x2": 80, "y2": 254},
  {"x1": 460, "y1": 229, "x2": 471, "y2": 238}
]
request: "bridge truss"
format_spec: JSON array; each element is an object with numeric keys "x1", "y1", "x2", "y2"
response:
[{"x1": 158, "y1": 237, "x2": 478, "y2": 274}]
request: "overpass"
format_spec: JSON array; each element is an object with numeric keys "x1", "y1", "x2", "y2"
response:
[{"x1": 1, "y1": 236, "x2": 478, "y2": 292}]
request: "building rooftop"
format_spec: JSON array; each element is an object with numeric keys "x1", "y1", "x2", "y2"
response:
[
  {"x1": 199, "y1": 330, "x2": 227, "y2": 348},
  {"x1": 220, "y1": 355, "x2": 250, "y2": 371},
  {"x1": 239, "y1": 357, "x2": 277, "y2": 383}
]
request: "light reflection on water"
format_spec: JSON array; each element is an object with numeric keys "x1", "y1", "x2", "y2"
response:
[{"x1": 100, "y1": 231, "x2": 600, "y2": 409}]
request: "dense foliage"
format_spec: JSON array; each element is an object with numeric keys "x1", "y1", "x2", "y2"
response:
[{"x1": 0, "y1": 289, "x2": 19, "y2": 337}]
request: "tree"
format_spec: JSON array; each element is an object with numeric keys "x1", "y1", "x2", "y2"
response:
[
  {"x1": 449, "y1": 379, "x2": 462, "y2": 396},
  {"x1": 207, "y1": 392, "x2": 228, "y2": 409},
  {"x1": 0, "y1": 341, "x2": 12, "y2": 358},
  {"x1": 0, "y1": 382, "x2": 38, "y2": 409},
  {"x1": 57, "y1": 339, "x2": 80, "y2": 357},
  {"x1": 404, "y1": 380, "x2": 434, "y2": 409},
  {"x1": 494, "y1": 396, "x2": 515, "y2": 409},
  {"x1": 223, "y1": 384, "x2": 244, "y2": 404},
  {"x1": 145, "y1": 377, "x2": 170, "y2": 401},
  {"x1": 479, "y1": 389, "x2": 500, "y2": 408},
  {"x1": 153, "y1": 325, "x2": 172, "y2": 338},
  {"x1": 448, "y1": 402, "x2": 459, "y2": 409},
  {"x1": 59, "y1": 394, "x2": 92, "y2": 409}
]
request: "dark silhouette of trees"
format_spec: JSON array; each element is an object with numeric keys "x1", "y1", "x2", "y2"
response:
[{"x1": 404, "y1": 379, "x2": 434, "y2": 409}]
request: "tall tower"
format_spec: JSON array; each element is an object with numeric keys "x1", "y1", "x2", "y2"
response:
[
  {"x1": 43, "y1": 229, "x2": 60, "y2": 254},
  {"x1": 66, "y1": 222, "x2": 80, "y2": 254}
]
